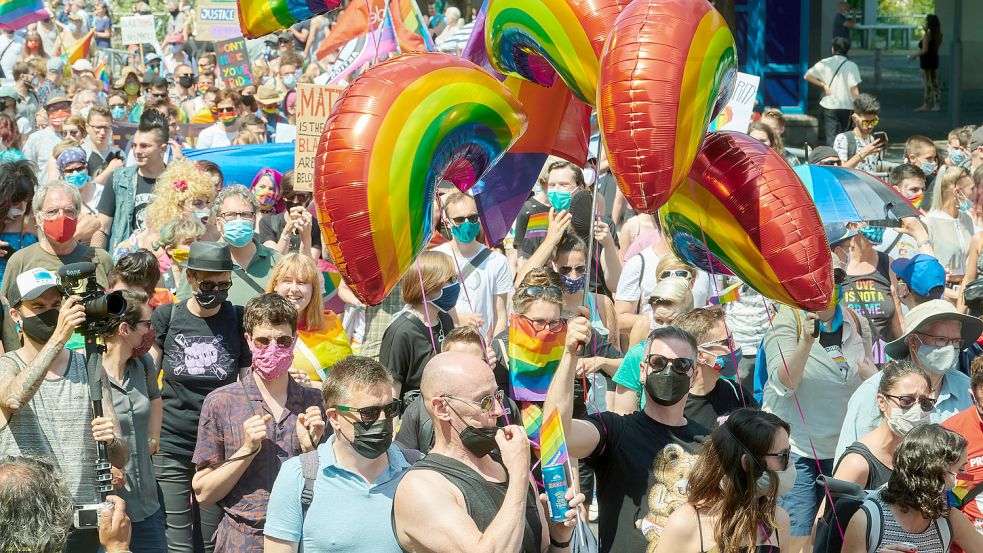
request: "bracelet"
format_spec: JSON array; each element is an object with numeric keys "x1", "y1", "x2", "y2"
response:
[{"x1": 549, "y1": 535, "x2": 571, "y2": 548}]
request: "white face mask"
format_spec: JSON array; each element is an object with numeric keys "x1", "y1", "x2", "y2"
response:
[
  {"x1": 756, "y1": 462, "x2": 797, "y2": 497},
  {"x1": 886, "y1": 401, "x2": 931, "y2": 436},
  {"x1": 916, "y1": 343, "x2": 959, "y2": 375}
]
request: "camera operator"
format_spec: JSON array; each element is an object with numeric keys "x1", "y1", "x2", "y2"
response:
[{"x1": 0, "y1": 267, "x2": 127, "y2": 552}]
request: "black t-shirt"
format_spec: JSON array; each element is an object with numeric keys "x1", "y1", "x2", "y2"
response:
[
  {"x1": 586, "y1": 410, "x2": 708, "y2": 553},
  {"x1": 257, "y1": 211, "x2": 322, "y2": 250},
  {"x1": 152, "y1": 300, "x2": 251, "y2": 456},
  {"x1": 832, "y1": 13, "x2": 850, "y2": 39},
  {"x1": 683, "y1": 378, "x2": 757, "y2": 430},
  {"x1": 97, "y1": 171, "x2": 157, "y2": 233},
  {"x1": 379, "y1": 310, "x2": 454, "y2": 405}
]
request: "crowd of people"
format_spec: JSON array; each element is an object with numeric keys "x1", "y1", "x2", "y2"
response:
[{"x1": 1, "y1": 2, "x2": 983, "y2": 553}]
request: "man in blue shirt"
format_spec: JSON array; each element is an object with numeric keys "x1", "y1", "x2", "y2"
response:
[{"x1": 835, "y1": 299, "x2": 983, "y2": 460}]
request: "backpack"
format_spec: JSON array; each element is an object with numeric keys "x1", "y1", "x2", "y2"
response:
[{"x1": 812, "y1": 475, "x2": 866, "y2": 553}]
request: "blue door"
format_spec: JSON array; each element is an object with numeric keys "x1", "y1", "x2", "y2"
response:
[{"x1": 735, "y1": 0, "x2": 810, "y2": 114}]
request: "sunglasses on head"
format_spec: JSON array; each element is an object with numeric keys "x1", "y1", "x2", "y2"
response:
[
  {"x1": 644, "y1": 353, "x2": 695, "y2": 375},
  {"x1": 517, "y1": 285, "x2": 563, "y2": 301},
  {"x1": 334, "y1": 400, "x2": 401, "y2": 424},
  {"x1": 557, "y1": 265, "x2": 586, "y2": 276}
]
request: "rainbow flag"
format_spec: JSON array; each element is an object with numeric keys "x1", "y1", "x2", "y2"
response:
[
  {"x1": 0, "y1": 0, "x2": 46, "y2": 30},
  {"x1": 391, "y1": 0, "x2": 433, "y2": 52},
  {"x1": 521, "y1": 401, "x2": 543, "y2": 446},
  {"x1": 65, "y1": 30, "x2": 94, "y2": 65},
  {"x1": 540, "y1": 408, "x2": 569, "y2": 467},
  {"x1": 524, "y1": 211, "x2": 549, "y2": 239},
  {"x1": 294, "y1": 311, "x2": 353, "y2": 382},
  {"x1": 237, "y1": 0, "x2": 341, "y2": 39},
  {"x1": 94, "y1": 58, "x2": 110, "y2": 92},
  {"x1": 508, "y1": 313, "x2": 566, "y2": 401},
  {"x1": 322, "y1": 6, "x2": 397, "y2": 85},
  {"x1": 948, "y1": 472, "x2": 975, "y2": 507},
  {"x1": 709, "y1": 282, "x2": 742, "y2": 305},
  {"x1": 321, "y1": 266, "x2": 345, "y2": 314}
]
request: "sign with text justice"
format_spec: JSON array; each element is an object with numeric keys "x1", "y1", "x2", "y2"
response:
[{"x1": 295, "y1": 83, "x2": 345, "y2": 192}]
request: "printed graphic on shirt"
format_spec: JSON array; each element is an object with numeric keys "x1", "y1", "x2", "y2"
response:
[
  {"x1": 168, "y1": 334, "x2": 234, "y2": 379},
  {"x1": 639, "y1": 443, "x2": 700, "y2": 551},
  {"x1": 134, "y1": 193, "x2": 155, "y2": 231},
  {"x1": 843, "y1": 279, "x2": 889, "y2": 318}
]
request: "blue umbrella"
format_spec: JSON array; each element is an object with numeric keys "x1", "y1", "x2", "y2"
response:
[{"x1": 793, "y1": 165, "x2": 918, "y2": 226}]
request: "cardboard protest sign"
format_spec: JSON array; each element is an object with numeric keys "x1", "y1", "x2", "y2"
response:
[
  {"x1": 197, "y1": 0, "x2": 242, "y2": 41},
  {"x1": 294, "y1": 83, "x2": 345, "y2": 192},
  {"x1": 120, "y1": 15, "x2": 157, "y2": 46},
  {"x1": 215, "y1": 37, "x2": 254, "y2": 88}
]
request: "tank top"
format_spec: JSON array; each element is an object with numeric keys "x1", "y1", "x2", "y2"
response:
[
  {"x1": 834, "y1": 442, "x2": 893, "y2": 490},
  {"x1": 872, "y1": 492, "x2": 946, "y2": 553},
  {"x1": 843, "y1": 251, "x2": 896, "y2": 344},
  {"x1": 695, "y1": 512, "x2": 781, "y2": 552},
  {"x1": 410, "y1": 453, "x2": 543, "y2": 553}
]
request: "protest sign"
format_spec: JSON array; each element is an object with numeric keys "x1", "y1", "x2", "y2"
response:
[
  {"x1": 120, "y1": 15, "x2": 157, "y2": 46},
  {"x1": 197, "y1": 0, "x2": 242, "y2": 41},
  {"x1": 294, "y1": 84, "x2": 345, "y2": 192},
  {"x1": 708, "y1": 72, "x2": 760, "y2": 133},
  {"x1": 215, "y1": 37, "x2": 254, "y2": 88}
]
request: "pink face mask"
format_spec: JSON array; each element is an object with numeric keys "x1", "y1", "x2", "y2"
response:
[{"x1": 248, "y1": 336, "x2": 295, "y2": 381}]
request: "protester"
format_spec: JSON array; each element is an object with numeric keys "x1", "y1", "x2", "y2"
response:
[
  {"x1": 196, "y1": 89, "x2": 242, "y2": 148},
  {"x1": 251, "y1": 167, "x2": 285, "y2": 224},
  {"x1": 23, "y1": 93, "x2": 69, "y2": 184},
  {"x1": 833, "y1": 93, "x2": 886, "y2": 173},
  {"x1": 84, "y1": 105, "x2": 124, "y2": 186},
  {"x1": 108, "y1": 249, "x2": 162, "y2": 303},
  {"x1": 0, "y1": 159, "x2": 36, "y2": 287},
  {"x1": 154, "y1": 218, "x2": 203, "y2": 297},
  {"x1": 924, "y1": 166, "x2": 975, "y2": 283},
  {"x1": 804, "y1": 36, "x2": 861, "y2": 145},
  {"x1": 258, "y1": 171, "x2": 319, "y2": 258},
  {"x1": 837, "y1": 222, "x2": 904, "y2": 345},
  {"x1": 37, "y1": 58, "x2": 66, "y2": 107},
  {"x1": 894, "y1": 253, "x2": 947, "y2": 312},
  {"x1": 625, "y1": 276, "x2": 694, "y2": 347},
  {"x1": 759, "y1": 107, "x2": 801, "y2": 165}
]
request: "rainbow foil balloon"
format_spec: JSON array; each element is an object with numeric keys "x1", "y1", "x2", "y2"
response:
[
  {"x1": 313, "y1": 53, "x2": 527, "y2": 305},
  {"x1": 599, "y1": 0, "x2": 737, "y2": 213},
  {"x1": 660, "y1": 131, "x2": 834, "y2": 312}
]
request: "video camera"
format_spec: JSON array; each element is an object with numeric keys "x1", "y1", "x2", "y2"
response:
[{"x1": 56, "y1": 262, "x2": 127, "y2": 336}]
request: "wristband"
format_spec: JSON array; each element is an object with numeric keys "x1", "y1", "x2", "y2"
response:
[{"x1": 549, "y1": 535, "x2": 571, "y2": 548}]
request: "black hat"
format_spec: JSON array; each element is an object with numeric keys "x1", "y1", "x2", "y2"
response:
[{"x1": 185, "y1": 241, "x2": 233, "y2": 272}]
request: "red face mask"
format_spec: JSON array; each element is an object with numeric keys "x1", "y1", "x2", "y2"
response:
[{"x1": 42, "y1": 214, "x2": 77, "y2": 243}]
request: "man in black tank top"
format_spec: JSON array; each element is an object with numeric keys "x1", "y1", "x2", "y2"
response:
[{"x1": 393, "y1": 351, "x2": 583, "y2": 552}]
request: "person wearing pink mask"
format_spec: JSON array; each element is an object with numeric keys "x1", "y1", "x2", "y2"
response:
[
  {"x1": 23, "y1": 94, "x2": 70, "y2": 184},
  {"x1": 191, "y1": 292, "x2": 325, "y2": 552},
  {"x1": 0, "y1": 182, "x2": 113, "y2": 302}
]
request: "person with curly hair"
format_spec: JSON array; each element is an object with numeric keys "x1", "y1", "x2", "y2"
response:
[
  {"x1": 655, "y1": 408, "x2": 792, "y2": 553},
  {"x1": 113, "y1": 160, "x2": 215, "y2": 262},
  {"x1": 842, "y1": 424, "x2": 983, "y2": 553}
]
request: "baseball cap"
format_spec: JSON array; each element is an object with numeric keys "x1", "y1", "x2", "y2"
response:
[
  {"x1": 71, "y1": 59, "x2": 93, "y2": 72},
  {"x1": 891, "y1": 254, "x2": 946, "y2": 298},
  {"x1": 7, "y1": 268, "x2": 60, "y2": 307},
  {"x1": 45, "y1": 94, "x2": 69, "y2": 108},
  {"x1": 46, "y1": 57, "x2": 64, "y2": 73},
  {"x1": 885, "y1": 299, "x2": 983, "y2": 359},
  {"x1": 0, "y1": 85, "x2": 21, "y2": 101},
  {"x1": 970, "y1": 126, "x2": 983, "y2": 152}
]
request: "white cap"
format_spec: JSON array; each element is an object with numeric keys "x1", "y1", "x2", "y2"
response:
[
  {"x1": 7, "y1": 268, "x2": 59, "y2": 306},
  {"x1": 71, "y1": 59, "x2": 93, "y2": 72}
]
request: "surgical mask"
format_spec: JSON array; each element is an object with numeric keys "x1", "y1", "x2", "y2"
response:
[
  {"x1": 349, "y1": 417, "x2": 394, "y2": 459},
  {"x1": 20, "y1": 308, "x2": 59, "y2": 343},
  {"x1": 713, "y1": 346, "x2": 743, "y2": 374},
  {"x1": 558, "y1": 271, "x2": 585, "y2": 294},
  {"x1": 960, "y1": 198, "x2": 973, "y2": 212},
  {"x1": 582, "y1": 167, "x2": 596, "y2": 186},
  {"x1": 123, "y1": 82, "x2": 140, "y2": 96},
  {"x1": 128, "y1": 324, "x2": 156, "y2": 358},
  {"x1": 193, "y1": 208, "x2": 210, "y2": 225},
  {"x1": 157, "y1": 251, "x2": 173, "y2": 273},
  {"x1": 248, "y1": 337, "x2": 295, "y2": 381},
  {"x1": 450, "y1": 220, "x2": 479, "y2": 244},
  {"x1": 110, "y1": 105, "x2": 126, "y2": 120},
  {"x1": 756, "y1": 463, "x2": 797, "y2": 497},
  {"x1": 886, "y1": 401, "x2": 931, "y2": 436},
  {"x1": 64, "y1": 171, "x2": 90, "y2": 188},
  {"x1": 194, "y1": 287, "x2": 228, "y2": 309},
  {"x1": 547, "y1": 190, "x2": 572, "y2": 211},
  {"x1": 177, "y1": 75, "x2": 195, "y2": 89},
  {"x1": 859, "y1": 225, "x2": 884, "y2": 245},
  {"x1": 78, "y1": 106, "x2": 91, "y2": 120},
  {"x1": 916, "y1": 343, "x2": 959, "y2": 375},
  {"x1": 447, "y1": 402, "x2": 499, "y2": 457},
  {"x1": 222, "y1": 219, "x2": 254, "y2": 247},
  {"x1": 219, "y1": 114, "x2": 237, "y2": 127},
  {"x1": 283, "y1": 74, "x2": 297, "y2": 89},
  {"x1": 921, "y1": 161, "x2": 937, "y2": 175},
  {"x1": 42, "y1": 213, "x2": 77, "y2": 243},
  {"x1": 950, "y1": 149, "x2": 969, "y2": 167},
  {"x1": 644, "y1": 369, "x2": 690, "y2": 406},
  {"x1": 431, "y1": 282, "x2": 460, "y2": 312}
]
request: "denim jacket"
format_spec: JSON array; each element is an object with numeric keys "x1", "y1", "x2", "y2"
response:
[{"x1": 109, "y1": 165, "x2": 139, "y2": 251}]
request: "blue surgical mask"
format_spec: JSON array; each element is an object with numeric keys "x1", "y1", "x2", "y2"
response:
[
  {"x1": 713, "y1": 346, "x2": 743, "y2": 375},
  {"x1": 111, "y1": 105, "x2": 126, "y2": 120},
  {"x1": 859, "y1": 225, "x2": 884, "y2": 245},
  {"x1": 450, "y1": 220, "x2": 480, "y2": 244},
  {"x1": 222, "y1": 219, "x2": 254, "y2": 247},
  {"x1": 558, "y1": 271, "x2": 585, "y2": 294},
  {"x1": 921, "y1": 161, "x2": 937, "y2": 175},
  {"x1": 960, "y1": 198, "x2": 973, "y2": 212},
  {"x1": 950, "y1": 149, "x2": 969, "y2": 167},
  {"x1": 283, "y1": 74, "x2": 297, "y2": 90},
  {"x1": 431, "y1": 282, "x2": 460, "y2": 312},
  {"x1": 547, "y1": 190, "x2": 572, "y2": 211},
  {"x1": 64, "y1": 171, "x2": 90, "y2": 188}
]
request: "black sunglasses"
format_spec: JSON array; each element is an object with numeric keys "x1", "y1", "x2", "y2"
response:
[
  {"x1": 644, "y1": 353, "x2": 695, "y2": 375},
  {"x1": 197, "y1": 280, "x2": 233, "y2": 291},
  {"x1": 450, "y1": 214, "x2": 480, "y2": 225},
  {"x1": 883, "y1": 393, "x2": 937, "y2": 413},
  {"x1": 517, "y1": 285, "x2": 562, "y2": 301},
  {"x1": 557, "y1": 265, "x2": 586, "y2": 276},
  {"x1": 334, "y1": 400, "x2": 401, "y2": 424}
]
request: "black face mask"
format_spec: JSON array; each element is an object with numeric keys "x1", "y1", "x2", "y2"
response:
[
  {"x1": 350, "y1": 417, "x2": 394, "y2": 459},
  {"x1": 169, "y1": 9, "x2": 179, "y2": 16},
  {"x1": 644, "y1": 370, "x2": 691, "y2": 406},
  {"x1": 194, "y1": 288, "x2": 228, "y2": 309},
  {"x1": 177, "y1": 75, "x2": 195, "y2": 89},
  {"x1": 20, "y1": 308, "x2": 59, "y2": 343},
  {"x1": 447, "y1": 402, "x2": 499, "y2": 457}
]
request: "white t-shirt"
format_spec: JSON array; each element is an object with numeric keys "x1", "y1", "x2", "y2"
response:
[
  {"x1": 195, "y1": 124, "x2": 236, "y2": 149},
  {"x1": 805, "y1": 55, "x2": 861, "y2": 110},
  {"x1": 434, "y1": 243, "x2": 514, "y2": 338},
  {"x1": 615, "y1": 248, "x2": 712, "y2": 317}
]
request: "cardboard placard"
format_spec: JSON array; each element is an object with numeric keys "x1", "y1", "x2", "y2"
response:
[
  {"x1": 196, "y1": 0, "x2": 242, "y2": 41},
  {"x1": 120, "y1": 15, "x2": 158, "y2": 46},
  {"x1": 294, "y1": 83, "x2": 345, "y2": 192},
  {"x1": 708, "y1": 72, "x2": 761, "y2": 133},
  {"x1": 215, "y1": 37, "x2": 254, "y2": 88}
]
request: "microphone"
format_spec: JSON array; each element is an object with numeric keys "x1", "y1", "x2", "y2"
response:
[{"x1": 57, "y1": 262, "x2": 97, "y2": 280}]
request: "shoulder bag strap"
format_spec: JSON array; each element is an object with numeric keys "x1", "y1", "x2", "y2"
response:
[
  {"x1": 0, "y1": 41, "x2": 15, "y2": 79},
  {"x1": 458, "y1": 247, "x2": 492, "y2": 284},
  {"x1": 828, "y1": 59, "x2": 848, "y2": 88},
  {"x1": 233, "y1": 266, "x2": 267, "y2": 295},
  {"x1": 635, "y1": 253, "x2": 646, "y2": 314},
  {"x1": 299, "y1": 449, "x2": 319, "y2": 517}
]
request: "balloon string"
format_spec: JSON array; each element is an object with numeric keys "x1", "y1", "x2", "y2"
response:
[
  {"x1": 760, "y1": 297, "x2": 845, "y2": 544},
  {"x1": 581, "y1": 134, "x2": 607, "y2": 436},
  {"x1": 415, "y1": 258, "x2": 439, "y2": 355}
]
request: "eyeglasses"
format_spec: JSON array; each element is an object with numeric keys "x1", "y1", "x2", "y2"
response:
[
  {"x1": 857, "y1": 117, "x2": 880, "y2": 128},
  {"x1": 196, "y1": 279, "x2": 233, "y2": 291},
  {"x1": 518, "y1": 314, "x2": 566, "y2": 333},
  {"x1": 764, "y1": 448, "x2": 792, "y2": 470},
  {"x1": 441, "y1": 389, "x2": 505, "y2": 414},
  {"x1": 39, "y1": 207, "x2": 78, "y2": 220},
  {"x1": 517, "y1": 285, "x2": 562, "y2": 301},
  {"x1": 88, "y1": 124, "x2": 111, "y2": 132},
  {"x1": 818, "y1": 158, "x2": 842, "y2": 166},
  {"x1": 220, "y1": 211, "x2": 255, "y2": 221},
  {"x1": 659, "y1": 269, "x2": 693, "y2": 280},
  {"x1": 64, "y1": 128, "x2": 82, "y2": 137},
  {"x1": 916, "y1": 332, "x2": 963, "y2": 349},
  {"x1": 557, "y1": 265, "x2": 586, "y2": 276},
  {"x1": 335, "y1": 400, "x2": 401, "y2": 425},
  {"x1": 883, "y1": 393, "x2": 937, "y2": 412},
  {"x1": 450, "y1": 214, "x2": 480, "y2": 225},
  {"x1": 251, "y1": 334, "x2": 295, "y2": 348},
  {"x1": 644, "y1": 353, "x2": 695, "y2": 376},
  {"x1": 131, "y1": 319, "x2": 152, "y2": 331}
]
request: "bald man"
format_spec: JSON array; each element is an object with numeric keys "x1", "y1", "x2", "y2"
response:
[{"x1": 393, "y1": 351, "x2": 583, "y2": 552}]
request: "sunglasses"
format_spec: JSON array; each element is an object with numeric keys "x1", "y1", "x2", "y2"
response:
[
  {"x1": 698, "y1": 336, "x2": 735, "y2": 353},
  {"x1": 217, "y1": 107, "x2": 236, "y2": 114},
  {"x1": 660, "y1": 269, "x2": 693, "y2": 280},
  {"x1": 644, "y1": 353, "x2": 695, "y2": 375},
  {"x1": 882, "y1": 393, "x2": 937, "y2": 412},
  {"x1": 251, "y1": 335, "x2": 295, "y2": 348},
  {"x1": 450, "y1": 214, "x2": 480, "y2": 225},
  {"x1": 517, "y1": 285, "x2": 563, "y2": 301},
  {"x1": 335, "y1": 400, "x2": 401, "y2": 424},
  {"x1": 818, "y1": 158, "x2": 842, "y2": 166},
  {"x1": 557, "y1": 265, "x2": 586, "y2": 276},
  {"x1": 764, "y1": 448, "x2": 792, "y2": 470},
  {"x1": 518, "y1": 314, "x2": 566, "y2": 333},
  {"x1": 197, "y1": 280, "x2": 233, "y2": 291},
  {"x1": 441, "y1": 389, "x2": 505, "y2": 414},
  {"x1": 857, "y1": 117, "x2": 880, "y2": 128}
]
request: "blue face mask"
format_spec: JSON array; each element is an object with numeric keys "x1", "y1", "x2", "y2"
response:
[
  {"x1": 431, "y1": 282, "x2": 460, "y2": 312},
  {"x1": 283, "y1": 74, "x2": 297, "y2": 90},
  {"x1": 558, "y1": 271, "x2": 585, "y2": 294},
  {"x1": 921, "y1": 161, "x2": 937, "y2": 175},
  {"x1": 819, "y1": 305, "x2": 844, "y2": 333},
  {"x1": 110, "y1": 105, "x2": 126, "y2": 120},
  {"x1": 713, "y1": 346, "x2": 743, "y2": 375},
  {"x1": 547, "y1": 190, "x2": 572, "y2": 211},
  {"x1": 450, "y1": 220, "x2": 480, "y2": 244},
  {"x1": 960, "y1": 198, "x2": 973, "y2": 212},
  {"x1": 222, "y1": 219, "x2": 254, "y2": 247},
  {"x1": 950, "y1": 149, "x2": 969, "y2": 167},
  {"x1": 859, "y1": 225, "x2": 884, "y2": 245},
  {"x1": 64, "y1": 171, "x2": 89, "y2": 188}
]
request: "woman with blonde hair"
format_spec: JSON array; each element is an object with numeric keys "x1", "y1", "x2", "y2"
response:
[
  {"x1": 924, "y1": 165, "x2": 975, "y2": 286},
  {"x1": 267, "y1": 253, "x2": 352, "y2": 386},
  {"x1": 380, "y1": 250, "x2": 457, "y2": 404},
  {"x1": 656, "y1": 253, "x2": 714, "y2": 307},
  {"x1": 627, "y1": 276, "x2": 695, "y2": 346}
]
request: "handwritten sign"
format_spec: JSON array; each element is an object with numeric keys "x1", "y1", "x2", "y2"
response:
[
  {"x1": 197, "y1": 0, "x2": 242, "y2": 41},
  {"x1": 215, "y1": 37, "x2": 254, "y2": 88},
  {"x1": 120, "y1": 15, "x2": 158, "y2": 46},
  {"x1": 294, "y1": 83, "x2": 345, "y2": 192},
  {"x1": 707, "y1": 72, "x2": 760, "y2": 133}
]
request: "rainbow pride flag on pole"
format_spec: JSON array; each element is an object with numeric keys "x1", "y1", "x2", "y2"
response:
[
  {"x1": 524, "y1": 211, "x2": 549, "y2": 240},
  {"x1": 508, "y1": 314, "x2": 566, "y2": 401},
  {"x1": 94, "y1": 58, "x2": 110, "y2": 92},
  {"x1": 540, "y1": 408, "x2": 569, "y2": 467},
  {"x1": 0, "y1": 0, "x2": 47, "y2": 31},
  {"x1": 521, "y1": 401, "x2": 543, "y2": 446},
  {"x1": 709, "y1": 282, "x2": 742, "y2": 305},
  {"x1": 237, "y1": 0, "x2": 341, "y2": 39},
  {"x1": 390, "y1": 0, "x2": 433, "y2": 52},
  {"x1": 65, "y1": 30, "x2": 94, "y2": 65}
]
